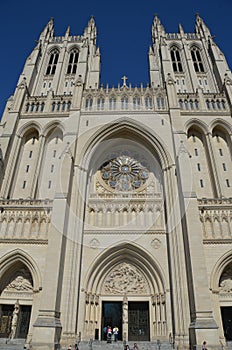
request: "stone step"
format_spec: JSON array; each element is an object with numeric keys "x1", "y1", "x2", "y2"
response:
[
  {"x1": 0, "y1": 338, "x2": 26, "y2": 350},
  {"x1": 62, "y1": 341, "x2": 174, "y2": 350},
  {"x1": 2, "y1": 340, "x2": 231, "y2": 350},
  {"x1": 0, "y1": 338, "x2": 25, "y2": 350}
]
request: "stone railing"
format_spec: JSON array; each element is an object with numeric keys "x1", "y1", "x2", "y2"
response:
[
  {"x1": 198, "y1": 198, "x2": 232, "y2": 241},
  {"x1": 86, "y1": 193, "x2": 164, "y2": 230},
  {"x1": 203, "y1": 92, "x2": 228, "y2": 111},
  {"x1": 82, "y1": 85, "x2": 167, "y2": 112},
  {"x1": 23, "y1": 94, "x2": 73, "y2": 115},
  {"x1": 166, "y1": 33, "x2": 199, "y2": 40},
  {"x1": 177, "y1": 92, "x2": 229, "y2": 112},
  {"x1": 49, "y1": 35, "x2": 83, "y2": 43},
  {"x1": 0, "y1": 199, "x2": 52, "y2": 241},
  {"x1": 90, "y1": 192, "x2": 162, "y2": 199}
]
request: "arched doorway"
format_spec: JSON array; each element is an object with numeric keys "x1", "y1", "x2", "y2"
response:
[
  {"x1": 0, "y1": 261, "x2": 34, "y2": 339},
  {"x1": 82, "y1": 243, "x2": 169, "y2": 342}
]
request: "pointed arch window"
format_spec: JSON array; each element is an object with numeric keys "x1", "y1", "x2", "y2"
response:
[
  {"x1": 67, "y1": 49, "x2": 79, "y2": 75},
  {"x1": 85, "y1": 95, "x2": 93, "y2": 110},
  {"x1": 25, "y1": 103, "x2": 30, "y2": 112},
  {"x1": 157, "y1": 96, "x2": 165, "y2": 109},
  {"x1": 35, "y1": 103, "x2": 40, "y2": 112},
  {"x1": 97, "y1": 96, "x2": 105, "y2": 110},
  {"x1": 121, "y1": 96, "x2": 129, "y2": 110},
  {"x1": 46, "y1": 49, "x2": 59, "y2": 75},
  {"x1": 189, "y1": 100, "x2": 194, "y2": 110},
  {"x1": 170, "y1": 47, "x2": 183, "y2": 72},
  {"x1": 67, "y1": 101, "x2": 71, "y2": 110},
  {"x1": 109, "y1": 96, "x2": 116, "y2": 110},
  {"x1": 145, "y1": 95, "x2": 153, "y2": 109},
  {"x1": 191, "y1": 47, "x2": 204, "y2": 73},
  {"x1": 133, "y1": 95, "x2": 141, "y2": 110}
]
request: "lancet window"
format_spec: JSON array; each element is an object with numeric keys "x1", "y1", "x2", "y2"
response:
[
  {"x1": 67, "y1": 49, "x2": 79, "y2": 74},
  {"x1": 46, "y1": 49, "x2": 59, "y2": 75},
  {"x1": 170, "y1": 47, "x2": 183, "y2": 72},
  {"x1": 191, "y1": 47, "x2": 204, "y2": 73}
]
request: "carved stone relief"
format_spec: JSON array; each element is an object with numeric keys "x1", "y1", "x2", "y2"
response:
[
  {"x1": 151, "y1": 238, "x2": 161, "y2": 249},
  {"x1": 89, "y1": 238, "x2": 100, "y2": 249},
  {"x1": 220, "y1": 279, "x2": 232, "y2": 293},
  {"x1": 3, "y1": 268, "x2": 33, "y2": 294},
  {"x1": 103, "y1": 262, "x2": 149, "y2": 295}
]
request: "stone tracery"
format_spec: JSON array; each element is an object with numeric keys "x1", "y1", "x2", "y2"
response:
[{"x1": 100, "y1": 156, "x2": 149, "y2": 191}]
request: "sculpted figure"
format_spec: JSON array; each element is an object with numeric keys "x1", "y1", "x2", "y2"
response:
[{"x1": 10, "y1": 301, "x2": 19, "y2": 339}]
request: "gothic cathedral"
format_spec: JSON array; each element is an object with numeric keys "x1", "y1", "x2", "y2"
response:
[{"x1": 0, "y1": 14, "x2": 232, "y2": 350}]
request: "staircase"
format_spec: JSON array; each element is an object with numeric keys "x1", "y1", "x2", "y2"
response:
[
  {"x1": 61, "y1": 341, "x2": 174, "y2": 350},
  {"x1": 0, "y1": 338, "x2": 25, "y2": 349},
  {"x1": 0, "y1": 339, "x2": 174, "y2": 350},
  {"x1": 1, "y1": 339, "x2": 231, "y2": 350}
]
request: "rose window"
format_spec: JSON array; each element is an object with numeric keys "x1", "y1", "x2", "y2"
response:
[{"x1": 100, "y1": 156, "x2": 149, "y2": 191}]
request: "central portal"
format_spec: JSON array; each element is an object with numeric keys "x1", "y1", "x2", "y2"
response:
[
  {"x1": 101, "y1": 301, "x2": 150, "y2": 341},
  {"x1": 128, "y1": 301, "x2": 150, "y2": 341}
]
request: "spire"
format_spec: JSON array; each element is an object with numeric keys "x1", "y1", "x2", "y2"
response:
[
  {"x1": 152, "y1": 14, "x2": 165, "y2": 43},
  {"x1": 65, "y1": 26, "x2": 70, "y2": 39},
  {"x1": 84, "y1": 16, "x2": 97, "y2": 43},
  {"x1": 195, "y1": 13, "x2": 211, "y2": 38},
  {"x1": 178, "y1": 23, "x2": 185, "y2": 36},
  {"x1": 84, "y1": 15, "x2": 96, "y2": 34},
  {"x1": 88, "y1": 15, "x2": 96, "y2": 30},
  {"x1": 39, "y1": 18, "x2": 54, "y2": 42}
]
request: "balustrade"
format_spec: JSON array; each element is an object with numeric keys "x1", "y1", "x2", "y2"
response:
[{"x1": 0, "y1": 199, "x2": 52, "y2": 241}]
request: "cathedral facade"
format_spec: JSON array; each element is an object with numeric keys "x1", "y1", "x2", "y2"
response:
[{"x1": 0, "y1": 14, "x2": 232, "y2": 350}]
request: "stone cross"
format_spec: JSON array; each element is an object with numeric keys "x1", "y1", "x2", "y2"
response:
[{"x1": 121, "y1": 75, "x2": 128, "y2": 87}]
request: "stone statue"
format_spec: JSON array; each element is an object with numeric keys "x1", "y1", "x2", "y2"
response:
[
  {"x1": 123, "y1": 295, "x2": 128, "y2": 323},
  {"x1": 10, "y1": 300, "x2": 20, "y2": 339}
]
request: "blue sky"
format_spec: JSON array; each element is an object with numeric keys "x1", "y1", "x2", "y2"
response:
[{"x1": 0, "y1": 0, "x2": 231, "y2": 116}]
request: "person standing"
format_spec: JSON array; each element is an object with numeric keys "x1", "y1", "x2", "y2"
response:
[
  {"x1": 113, "y1": 325, "x2": 119, "y2": 342},
  {"x1": 107, "y1": 325, "x2": 112, "y2": 343}
]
